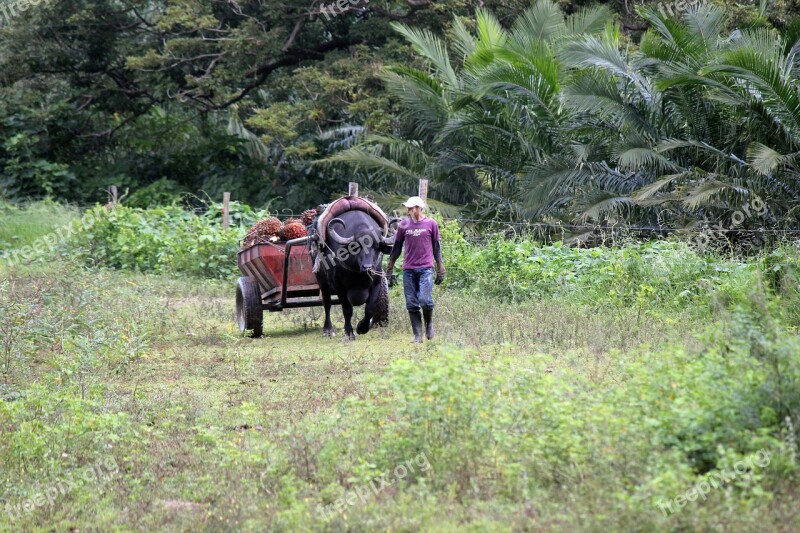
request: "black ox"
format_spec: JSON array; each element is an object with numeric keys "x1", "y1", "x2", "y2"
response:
[{"x1": 313, "y1": 208, "x2": 394, "y2": 340}]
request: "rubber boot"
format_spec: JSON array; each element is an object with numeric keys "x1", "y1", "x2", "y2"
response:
[
  {"x1": 422, "y1": 308, "x2": 434, "y2": 340},
  {"x1": 408, "y1": 311, "x2": 423, "y2": 343}
]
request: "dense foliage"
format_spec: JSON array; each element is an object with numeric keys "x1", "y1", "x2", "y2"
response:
[
  {"x1": 332, "y1": 2, "x2": 800, "y2": 230},
  {"x1": 0, "y1": 0, "x2": 528, "y2": 208},
  {"x1": 3, "y1": 0, "x2": 800, "y2": 229},
  {"x1": 63, "y1": 204, "x2": 262, "y2": 278}
]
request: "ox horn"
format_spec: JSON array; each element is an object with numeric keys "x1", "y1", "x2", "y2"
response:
[
  {"x1": 379, "y1": 235, "x2": 395, "y2": 254},
  {"x1": 327, "y1": 218, "x2": 354, "y2": 245}
]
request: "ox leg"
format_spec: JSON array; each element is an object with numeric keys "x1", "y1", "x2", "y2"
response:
[
  {"x1": 356, "y1": 283, "x2": 380, "y2": 335},
  {"x1": 341, "y1": 299, "x2": 356, "y2": 341},
  {"x1": 321, "y1": 285, "x2": 335, "y2": 337}
]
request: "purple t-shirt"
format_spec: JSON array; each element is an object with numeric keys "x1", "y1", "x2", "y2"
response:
[{"x1": 395, "y1": 217, "x2": 440, "y2": 270}]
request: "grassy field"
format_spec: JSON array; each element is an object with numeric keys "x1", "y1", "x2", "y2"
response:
[
  {"x1": 1, "y1": 204, "x2": 799, "y2": 531},
  {"x1": 0, "y1": 201, "x2": 78, "y2": 256}
]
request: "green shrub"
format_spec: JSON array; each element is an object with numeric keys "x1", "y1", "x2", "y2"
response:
[
  {"x1": 443, "y1": 229, "x2": 732, "y2": 307},
  {"x1": 439, "y1": 220, "x2": 800, "y2": 323},
  {"x1": 0, "y1": 134, "x2": 76, "y2": 199},
  {"x1": 67, "y1": 205, "x2": 248, "y2": 278}
]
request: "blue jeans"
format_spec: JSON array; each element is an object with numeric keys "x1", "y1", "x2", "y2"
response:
[{"x1": 403, "y1": 268, "x2": 435, "y2": 312}]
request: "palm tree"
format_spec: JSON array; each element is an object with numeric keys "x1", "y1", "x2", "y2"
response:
[
  {"x1": 540, "y1": 4, "x2": 800, "y2": 228},
  {"x1": 326, "y1": 1, "x2": 800, "y2": 229},
  {"x1": 323, "y1": 1, "x2": 613, "y2": 221}
]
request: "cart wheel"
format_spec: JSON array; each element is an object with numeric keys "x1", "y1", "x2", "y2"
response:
[{"x1": 236, "y1": 277, "x2": 263, "y2": 338}]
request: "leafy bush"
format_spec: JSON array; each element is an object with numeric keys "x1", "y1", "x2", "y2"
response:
[
  {"x1": 0, "y1": 134, "x2": 76, "y2": 199},
  {"x1": 67, "y1": 205, "x2": 249, "y2": 278},
  {"x1": 439, "y1": 218, "x2": 800, "y2": 320}
]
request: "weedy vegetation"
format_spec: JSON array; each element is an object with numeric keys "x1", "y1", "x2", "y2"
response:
[{"x1": 1, "y1": 202, "x2": 799, "y2": 531}]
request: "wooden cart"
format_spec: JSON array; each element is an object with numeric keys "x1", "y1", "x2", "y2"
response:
[{"x1": 235, "y1": 237, "x2": 339, "y2": 337}]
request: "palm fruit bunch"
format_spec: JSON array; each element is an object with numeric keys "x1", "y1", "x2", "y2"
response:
[
  {"x1": 242, "y1": 216, "x2": 282, "y2": 248},
  {"x1": 280, "y1": 221, "x2": 308, "y2": 240},
  {"x1": 301, "y1": 209, "x2": 317, "y2": 226},
  {"x1": 278, "y1": 217, "x2": 303, "y2": 240}
]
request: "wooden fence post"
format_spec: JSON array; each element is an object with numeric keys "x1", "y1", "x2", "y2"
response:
[
  {"x1": 418, "y1": 179, "x2": 428, "y2": 203},
  {"x1": 109, "y1": 186, "x2": 118, "y2": 210},
  {"x1": 348, "y1": 182, "x2": 359, "y2": 197},
  {"x1": 222, "y1": 192, "x2": 231, "y2": 230}
]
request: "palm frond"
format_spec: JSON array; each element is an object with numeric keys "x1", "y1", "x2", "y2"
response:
[
  {"x1": 747, "y1": 142, "x2": 790, "y2": 175},
  {"x1": 633, "y1": 172, "x2": 688, "y2": 201},
  {"x1": 320, "y1": 147, "x2": 426, "y2": 181},
  {"x1": 221, "y1": 109, "x2": 274, "y2": 163},
  {"x1": 391, "y1": 23, "x2": 460, "y2": 90},
  {"x1": 560, "y1": 35, "x2": 654, "y2": 104},
  {"x1": 451, "y1": 16, "x2": 477, "y2": 64},
  {"x1": 681, "y1": 180, "x2": 735, "y2": 210},
  {"x1": 565, "y1": 4, "x2": 614, "y2": 37},
  {"x1": 562, "y1": 70, "x2": 657, "y2": 139},
  {"x1": 511, "y1": 0, "x2": 566, "y2": 49},
  {"x1": 476, "y1": 8, "x2": 508, "y2": 51},
  {"x1": 574, "y1": 191, "x2": 637, "y2": 223},
  {"x1": 682, "y1": 4, "x2": 726, "y2": 47},
  {"x1": 616, "y1": 146, "x2": 677, "y2": 171}
]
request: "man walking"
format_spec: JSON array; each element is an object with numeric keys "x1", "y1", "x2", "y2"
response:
[{"x1": 385, "y1": 196, "x2": 446, "y2": 343}]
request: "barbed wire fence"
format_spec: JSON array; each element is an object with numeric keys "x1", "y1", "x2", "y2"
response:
[
  {"x1": 62, "y1": 186, "x2": 800, "y2": 256},
  {"x1": 432, "y1": 217, "x2": 800, "y2": 257}
]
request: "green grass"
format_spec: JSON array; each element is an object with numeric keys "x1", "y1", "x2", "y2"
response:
[
  {"x1": 1, "y1": 258, "x2": 798, "y2": 532},
  {"x1": 0, "y1": 200, "x2": 78, "y2": 254},
  {"x1": 1, "y1": 202, "x2": 799, "y2": 531}
]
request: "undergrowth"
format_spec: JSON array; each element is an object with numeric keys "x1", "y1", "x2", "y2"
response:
[{"x1": 1, "y1": 201, "x2": 799, "y2": 531}]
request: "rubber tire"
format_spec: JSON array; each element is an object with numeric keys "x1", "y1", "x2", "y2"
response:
[
  {"x1": 373, "y1": 274, "x2": 390, "y2": 327},
  {"x1": 236, "y1": 277, "x2": 263, "y2": 338}
]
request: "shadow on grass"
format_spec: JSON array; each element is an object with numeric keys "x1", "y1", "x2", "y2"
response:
[{"x1": 254, "y1": 326, "x2": 323, "y2": 339}]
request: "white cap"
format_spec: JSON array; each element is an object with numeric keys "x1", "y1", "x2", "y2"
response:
[{"x1": 402, "y1": 196, "x2": 426, "y2": 209}]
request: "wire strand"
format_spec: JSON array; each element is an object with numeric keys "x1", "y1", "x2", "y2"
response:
[{"x1": 440, "y1": 218, "x2": 800, "y2": 234}]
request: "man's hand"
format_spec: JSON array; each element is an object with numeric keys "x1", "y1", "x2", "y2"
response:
[
  {"x1": 435, "y1": 265, "x2": 446, "y2": 285},
  {"x1": 386, "y1": 260, "x2": 396, "y2": 287}
]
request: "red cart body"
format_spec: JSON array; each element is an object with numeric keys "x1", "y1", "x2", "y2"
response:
[{"x1": 237, "y1": 240, "x2": 328, "y2": 311}]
